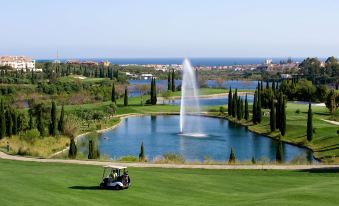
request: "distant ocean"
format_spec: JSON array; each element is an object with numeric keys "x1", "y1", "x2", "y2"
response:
[{"x1": 36, "y1": 57, "x2": 306, "y2": 66}]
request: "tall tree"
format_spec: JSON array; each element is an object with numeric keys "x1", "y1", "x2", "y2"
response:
[
  {"x1": 58, "y1": 105, "x2": 64, "y2": 133},
  {"x1": 228, "y1": 87, "x2": 232, "y2": 116},
  {"x1": 276, "y1": 140, "x2": 283, "y2": 163},
  {"x1": 111, "y1": 82, "x2": 116, "y2": 103},
  {"x1": 232, "y1": 89, "x2": 238, "y2": 118},
  {"x1": 171, "y1": 69, "x2": 176, "y2": 92},
  {"x1": 50, "y1": 101, "x2": 57, "y2": 136},
  {"x1": 0, "y1": 100, "x2": 6, "y2": 139},
  {"x1": 228, "y1": 147, "x2": 236, "y2": 164},
  {"x1": 257, "y1": 88, "x2": 262, "y2": 123},
  {"x1": 280, "y1": 97, "x2": 286, "y2": 136},
  {"x1": 307, "y1": 103, "x2": 313, "y2": 142},
  {"x1": 244, "y1": 94, "x2": 249, "y2": 120},
  {"x1": 68, "y1": 138, "x2": 77, "y2": 159},
  {"x1": 139, "y1": 141, "x2": 145, "y2": 161},
  {"x1": 252, "y1": 91, "x2": 257, "y2": 124},
  {"x1": 36, "y1": 105, "x2": 44, "y2": 136},
  {"x1": 272, "y1": 80, "x2": 276, "y2": 93},
  {"x1": 6, "y1": 110, "x2": 12, "y2": 137},
  {"x1": 12, "y1": 110, "x2": 17, "y2": 135},
  {"x1": 236, "y1": 97, "x2": 241, "y2": 120},
  {"x1": 167, "y1": 71, "x2": 172, "y2": 91},
  {"x1": 124, "y1": 86, "x2": 128, "y2": 106},
  {"x1": 152, "y1": 78, "x2": 157, "y2": 105},
  {"x1": 270, "y1": 97, "x2": 276, "y2": 132}
]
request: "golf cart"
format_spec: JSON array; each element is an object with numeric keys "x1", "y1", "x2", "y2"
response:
[{"x1": 99, "y1": 165, "x2": 131, "y2": 190}]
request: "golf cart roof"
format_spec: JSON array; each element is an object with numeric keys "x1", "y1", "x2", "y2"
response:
[{"x1": 103, "y1": 165, "x2": 127, "y2": 170}]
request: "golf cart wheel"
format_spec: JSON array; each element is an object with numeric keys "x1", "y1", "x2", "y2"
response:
[{"x1": 115, "y1": 185, "x2": 122, "y2": 190}]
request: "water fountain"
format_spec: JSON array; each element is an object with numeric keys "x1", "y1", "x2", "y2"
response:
[{"x1": 179, "y1": 58, "x2": 206, "y2": 137}]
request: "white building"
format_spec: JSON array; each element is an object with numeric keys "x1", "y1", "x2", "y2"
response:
[
  {"x1": 141, "y1": 74, "x2": 153, "y2": 80},
  {"x1": 0, "y1": 56, "x2": 40, "y2": 71}
]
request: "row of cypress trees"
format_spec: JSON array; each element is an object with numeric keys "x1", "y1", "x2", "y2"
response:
[
  {"x1": 227, "y1": 88, "x2": 249, "y2": 121},
  {"x1": 167, "y1": 69, "x2": 176, "y2": 92},
  {"x1": 0, "y1": 100, "x2": 64, "y2": 138}
]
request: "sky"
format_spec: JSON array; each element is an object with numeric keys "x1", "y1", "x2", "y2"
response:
[{"x1": 1, "y1": 0, "x2": 339, "y2": 59}]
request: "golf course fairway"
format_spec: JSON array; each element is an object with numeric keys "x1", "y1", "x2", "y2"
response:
[{"x1": 0, "y1": 159, "x2": 339, "y2": 206}]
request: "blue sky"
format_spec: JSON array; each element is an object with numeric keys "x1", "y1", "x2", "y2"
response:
[{"x1": 1, "y1": 0, "x2": 339, "y2": 58}]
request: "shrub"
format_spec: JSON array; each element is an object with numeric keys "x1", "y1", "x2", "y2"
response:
[
  {"x1": 295, "y1": 109, "x2": 300, "y2": 114},
  {"x1": 20, "y1": 129, "x2": 41, "y2": 142},
  {"x1": 162, "y1": 153, "x2": 185, "y2": 163}
]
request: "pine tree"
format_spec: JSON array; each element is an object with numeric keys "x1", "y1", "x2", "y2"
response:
[
  {"x1": 124, "y1": 86, "x2": 128, "y2": 106},
  {"x1": 0, "y1": 100, "x2": 6, "y2": 139},
  {"x1": 270, "y1": 97, "x2": 276, "y2": 132},
  {"x1": 228, "y1": 147, "x2": 236, "y2": 164},
  {"x1": 171, "y1": 69, "x2": 176, "y2": 92},
  {"x1": 307, "y1": 103, "x2": 313, "y2": 142},
  {"x1": 244, "y1": 94, "x2": 249, "y2": 120},
  {"x1": 167, "y1": 71, "x2": 172, "y2": 91},
  {"x1": 68, "y1": 138, "x2": 77, "y2": 159},
  {"x1": 139, "y1": 142, "x2": 145, "y2": 161},
  {"x1": 257, "y1": 88, "x2": 262, "y2": 123},
  {"x1": 252, "y1": 91, "x2": 257, "y2": 124},
  {"x1": 111, "y1": 82, "x2": 116, "y2": 103},
  {"x1": 228, "y1": 87, "x2": 232, "y2": 116},
  {"x1": 280, "y1": 97, "x2": 286, "y2": 136},
  {"x1": 50, "y1": 101, "x2": 57, "y2": 136},
  {"x1": 58, "y1": 105, "x2": 64, "y2": 133}
]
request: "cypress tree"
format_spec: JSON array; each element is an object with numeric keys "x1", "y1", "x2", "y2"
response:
[
  {"x1": 236, "y1": 97, "x2": 241, "y2": 120},
  {"x1": 12, "y1": 110, "x2": 17, "y2": 135},
  {"x1": 228, "y1": 87, "x2": 232, "y2": 116},
  {"x1": 6, "y1": 110, "x2": 12, "y2": 137},
  {"x1": 167, "y1": 71, "x2": 172, "y2": 91},
  {"x1": 68, "y1": 138, "x2": 77, "y2": 159},
  {"x1": 139, "y1": 141, "x2": 145, "y2": 161},
  {"x1": 58, "y1": 105, "x2": 64, "y2": 133},
  {"x1": 171, "y1": 69, "x2": 176, "y2": 92},
  {"x1": 307, "y1": 103, "x2": 313, "y2": 142},
  {"x1": 124, "y1": 86, "x2": 128, "y2": 106},
  {"x1": 257, "y1": 88, "x2": 262, "y2": 123},
  {"x1": 228, "y1": 147, "x2": 236, "y2": 164},
  {"x1": 37, "y1": 105, "x2": 44, "y2": 136},
  {"x1": 270, "y1": 97, "x2": 276, "y2": 132},
  {"x1": 252, "y1": 91, "x2": 257, "y2": 124},
  {"x1": 28, "y1": 109, "x2": 34, "y2": 130},
  {"x1": 152, "y1": 78, "x2": 157, "y2": 105},
  {"x1": 111, "y1": 82, "x2": 116, "y2": 103},
  {"x1": 266, "y1": 81, "x2": 269, "y2": 89},
  {"x1": 276, "y1": 140, "x2": 283, "y2": 163},
  {"x1": 50, "y1": 101, "x2": 57, "y2": 136},
  {"x1": 244, "y1": 94, "x2": 249, "y2": 120},
  {"x1": 232, "y1": 89, "x2": 238, "y2": 118},
  {"x1": 88, "y1": 140, "x2": 93, "y2": 159},
  {"x1": 260, "y1": 80, "x2": 263, "y2": 91},
  {"x1": 280, "y1": 97, "x2": 286, "y2": 136},
  {"x1": 272, "y1": 80, "x2": 276, "y2": 93},
  {"x1": 0, "y1": 100, "x2": 6, "y2": 139}
]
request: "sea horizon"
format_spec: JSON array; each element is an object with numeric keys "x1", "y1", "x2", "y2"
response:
[{"x1": 35, "y1": 57, "x2": 318, "y2": 66}]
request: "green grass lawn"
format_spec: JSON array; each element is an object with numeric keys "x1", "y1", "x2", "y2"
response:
[{"x1": 1, "y1": 159, "x2": 339, "y2": 206}]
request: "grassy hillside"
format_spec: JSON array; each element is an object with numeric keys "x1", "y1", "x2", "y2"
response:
[{"x1": 0, "y1": 159, "x2": 339, "y2": 206}]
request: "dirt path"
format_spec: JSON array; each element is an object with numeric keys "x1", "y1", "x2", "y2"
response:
[{"x1": 1, "y1": 151, "x2": 338, "y2": 170}]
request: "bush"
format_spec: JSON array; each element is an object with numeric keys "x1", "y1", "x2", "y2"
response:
[
  {"x1": 295, "y1": 109, "x2": 300, "y2": 114},
  {"x1": 20, "y1": 129, "x2": 41, "y2": 142},
  {"x1": 162, "y1": 153, "x2": 185, "y2": 163}
]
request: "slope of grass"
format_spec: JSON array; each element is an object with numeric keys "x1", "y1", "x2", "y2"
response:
[{"x1": 0, "y1": 159, "x2": 339, "y2": 206}]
